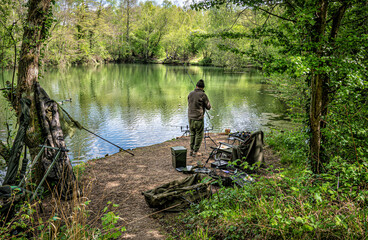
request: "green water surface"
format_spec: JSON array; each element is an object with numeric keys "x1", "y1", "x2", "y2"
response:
[{"x1": 0, "y1": 64, "x2": 288, "y2": 162}]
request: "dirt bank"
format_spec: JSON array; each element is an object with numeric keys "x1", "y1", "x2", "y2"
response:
[{"x1": 82, "y1": 133, "x2": 280, "y2": 239}]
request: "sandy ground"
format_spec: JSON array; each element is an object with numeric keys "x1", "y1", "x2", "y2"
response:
[{"x1": 82, "y1": 133, "x2": 279, "y2": 239}]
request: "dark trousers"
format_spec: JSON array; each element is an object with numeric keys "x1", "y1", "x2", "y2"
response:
[{"x1": 189, "y1": 119, "x2": 204, "y2": 152}]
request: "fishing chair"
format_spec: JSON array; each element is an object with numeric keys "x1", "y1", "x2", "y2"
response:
[{"x1": 206, "y1": 131, "x2": 265, "y2": 168}]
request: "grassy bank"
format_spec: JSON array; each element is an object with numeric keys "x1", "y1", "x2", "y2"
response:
[
  {"x1": 2, "y1": 130, "x2": 367, "y2": 239},
  {"x1": 164, "y1": 129, "x2": 368, "y2": 239},
  {"x1": 0, "y1": 161, "x2": 125, "y2": 239}
]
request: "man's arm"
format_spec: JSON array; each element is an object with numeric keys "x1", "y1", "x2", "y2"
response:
[{"x1": 204, "y1": 94, "x2": 211, "y2": 110}]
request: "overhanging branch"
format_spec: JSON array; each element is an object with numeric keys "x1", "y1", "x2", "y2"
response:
[{"x1": 258, "y1": 7, "x2": 296, "y2": 23}]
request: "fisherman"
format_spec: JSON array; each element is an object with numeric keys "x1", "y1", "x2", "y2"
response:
[{"x1": 188, "y1": 79, "x2": 211, "y2": 157}]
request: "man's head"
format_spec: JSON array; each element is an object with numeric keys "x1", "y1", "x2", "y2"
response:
[{"x1": 196, "y1": 79, "x2": 205, "y2": 89}]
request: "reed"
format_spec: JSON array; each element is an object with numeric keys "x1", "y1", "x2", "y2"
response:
[{"x1": 0, "y1": 167, "x2": 124, "y2": 239}]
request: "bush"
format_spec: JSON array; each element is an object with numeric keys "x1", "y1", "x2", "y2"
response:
[
  {"x1": 174, "y1": 167, "x2": 367, "y2": 239},
  {"x1": 267, "y1": 129, "x2": 309, "y2": 165},
  {"x1": 0, "y1": 185, "x2": 125, "y2": 239},
  {"x1": 170, "y1": 130, "x2": 368, "y2": 239},
  {"x1": 198, "y1": 57, "x2": 212, "y2": 66}
]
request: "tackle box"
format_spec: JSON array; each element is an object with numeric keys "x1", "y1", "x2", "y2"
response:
[{"x1": 171, "y1": 146, "x2": 187, "y2": 168}]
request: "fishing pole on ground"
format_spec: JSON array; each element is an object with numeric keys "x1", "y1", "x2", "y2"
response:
[{"x1": 58, "y1": 105, "x2": 135, "y2": 156}]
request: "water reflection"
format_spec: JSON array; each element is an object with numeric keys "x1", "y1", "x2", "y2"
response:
[{"x1": 0, "y1": 64, "x2": 288, "y2": 162}]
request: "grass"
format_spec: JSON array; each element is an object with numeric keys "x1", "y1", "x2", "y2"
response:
[
  {"x1": 166, "y1": 129, "x2": 368, "y2": 239},
  {"x1": 2, "y1": 128, "x2": 367, "y2": 239},
  {"x1": 0, "y1": 166, "x2": 125, "y2": 239}
]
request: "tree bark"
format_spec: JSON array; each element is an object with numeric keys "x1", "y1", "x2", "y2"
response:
[
  {"x1": 16, "y1": 0, "x2": 52, "y2": 108},
  {"x1": 10, "y1": 0, "x2": 76, "y2": 199},
  {"x1": 126, "y1": 0, "x2": 131, "y2": 42},
  {"x1": 34, "y1": 83, "x2": 76, "y2": 199},
  {"x1": 309, "y1": 0, "x2": 349, "y2": 173},
  {"x1": 309, "y1": 0, "x2": 329, "y2": 174}
]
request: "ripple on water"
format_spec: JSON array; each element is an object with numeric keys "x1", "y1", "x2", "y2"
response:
[{"x1": 0, "y1": 65, "x2": 290, "y2": 165}]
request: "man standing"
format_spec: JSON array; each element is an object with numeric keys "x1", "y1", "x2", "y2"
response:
[{"x1": 188, "y1": 79, "x2": 211, "y2": 157}]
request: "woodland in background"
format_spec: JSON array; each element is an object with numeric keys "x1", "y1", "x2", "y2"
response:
[{"x1": 0, "y1": 0, "x2": 260, "y2": 69}]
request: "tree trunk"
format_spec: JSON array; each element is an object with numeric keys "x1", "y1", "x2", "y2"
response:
[
  {"x1": 309, "y1": 0, "x2": 329, "y2": 174},
  {"x1": 126, "y1": 0, "x2": 130, "y2": 43},
  {"x1": 309, "y1": 0, "x2": 348, "y2": 173},
  {"x1": 16, "y1": 0, "x2": 51, "y2": 108},
  {"x1": 11, "y1": 0, "x2": 76, "y2": 199}
]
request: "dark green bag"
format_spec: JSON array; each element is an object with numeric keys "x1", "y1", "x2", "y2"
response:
[{"x1": 142, "y1": 174, "x2": 212, "y2": 212}]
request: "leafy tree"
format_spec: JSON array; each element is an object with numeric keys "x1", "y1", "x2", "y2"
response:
[
  {"x1": 161, "y1": 3, "x2": 192, "y2": 60},
  {"x1": 0, "y1": 0, "x2": 26, "y2": 85},
  {"x1": 192, "y1": 4, "x2": 259, "y2": 69},
  {"x1": 43, "y1": 0, "x2": 115, "y2": 65},
  {"x1": 116, "y1": 0, "x2": 138, "y2": 61},
  {"x1": 130, "y1": 1, "x2": 168, "y2": 60},
  {"x1": 2, "y1": 0, "x2": 76, "y2": 198},
  {"x1": 0, "y1": 0, "x2": 210, "y2": 65},
  {"x1": 123, "y1": 0, "x2": 138, "y2": 43},
  {"x1": 193, "y1": 0, "x2": 368, "y2": 173}
]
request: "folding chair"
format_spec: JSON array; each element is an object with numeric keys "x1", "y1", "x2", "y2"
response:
[{"x1": 206, "y1": 131, "x2": 265, "y2": 167}]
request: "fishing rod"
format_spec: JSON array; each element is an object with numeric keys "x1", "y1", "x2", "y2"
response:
[
  {"x1": 184, "y1": 64, "x2": 196, "y2": 89},
  {"x1": 82, "y1": 125, "x2": 135, "y2": 156},
  {"x1": 183, "y1": 64, "x2": 211, "y2": 121},
  {"x1": 168, "y1": 124, "x2": 185, "y2": 128},
  {"x1": 59, "y1": 105, "x2": 135, "y2": 156}
]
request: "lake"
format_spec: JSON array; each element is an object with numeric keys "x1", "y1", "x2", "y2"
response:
[{"x1": 0, "y1": 64, "x2": 288, "y2": 163}]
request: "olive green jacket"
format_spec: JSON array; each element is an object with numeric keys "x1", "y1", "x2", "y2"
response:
[{"x1": 188, "y1": 88, "x2": 211, "y2": 120}]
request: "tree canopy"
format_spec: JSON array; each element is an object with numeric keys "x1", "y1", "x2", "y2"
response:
[{"x1": 191, "y1": 0, "x2": 368, "y2": 173}]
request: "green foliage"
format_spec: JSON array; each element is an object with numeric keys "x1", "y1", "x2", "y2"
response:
[
  {"x1": 168, "y1": 127, "x2": 367, "y2": 239},
  {"x1": 322, "y1": 73, "x2": 368, "y2": 167},
  {"x1": 267, "y1": 129, "x2": 309, "y2": 165},
  {"x1": 0, "y1": 198, "x2": 125, "y2": 240},
  {"x1": 0, "y1": 0, "x2": 26, "y2": 68},
  {"x1": 197, "y1": 57, "x2": 212, "y2": 66},
  {"x1": 1, "y1": 0, "x2": 277, "y2": 67},
  {"x1": 73, "y1": 162, "x2": 87, "y2": 181},
  {"x1": 174, "y1": 166, "x2": 368, "y2": 239},
  {"x1": 99, "y1": 201, "x2": 125, "y2": 239},
  {"x1": 189, "y1": 0, "x2": 368, "y2": 174}
]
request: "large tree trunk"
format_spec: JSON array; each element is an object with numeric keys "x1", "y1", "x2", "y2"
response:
[
  {"x1": 309, "y1": 0, "x2": 348, "y2": 173},
  {"x1": 309, "y1": 0, "x2": 329, "y2": 174},
  {"x1": 10, "y1": 0, "x2": 76, "y2": 199},
  {"x1": 16, "y1": 0, "x2": 51, "y2": 107},
  {"x1": 310, "y1": 73, "x2": 328, "y2": 173}
]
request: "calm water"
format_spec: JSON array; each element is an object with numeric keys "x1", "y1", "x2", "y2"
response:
[{"x1": 0, "y1": 64, "x2": 288, "y2": 163}]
